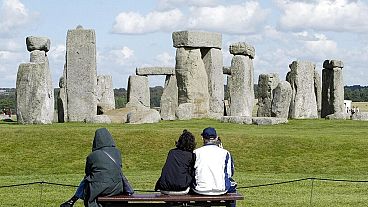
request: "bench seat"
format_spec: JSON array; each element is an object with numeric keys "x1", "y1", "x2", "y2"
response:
[{"x1": 98, "y1": 193, "x2": 244, "y2": 207}]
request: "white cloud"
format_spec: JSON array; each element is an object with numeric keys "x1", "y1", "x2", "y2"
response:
[
  {"x1": 48, "y1": 44, "x2": 66, "y2": 64},
  {"x1": 157, "y1": 0, "x2": 219, "y2": 10},
  {"x1": 277, "y1": 0, "x2": 368, "y2": 32},
  {"x1": 112, "y1": 9, "x2": 183, "y2": 34},
  {"x1": 107, "y1": 47, "x2": 135, "y2": 65},
  {"x1": 0, "y1": 0, "x2": 32, "y2": 35},
  {"x1": 188, "y1": 2, "x2": 268, "y2": 34},
  {"x1": 154, "y1": 52, "x2": 174, "y2": 66},
  {"x1": 112, "y1": 1, "x2": 268, "y2": 35},
  {"x1": 303, "y1": 33, "x2": 338, "y2": 58}
]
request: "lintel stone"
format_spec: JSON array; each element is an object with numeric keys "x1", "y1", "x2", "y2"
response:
[
  {"x1": 26, "y1": 36, "x2": 50, "y2": 52},
  {"x1": 229, "y1": 42, "x2": 255, "y2": 59},
  {"x1": 136, "y1": 67, "x2": 175, "y2": 75},
  {"x1": 172, "y1": 31, "x2": 222, "y2": 49},
  {"x1": 323, "y1": 60, "x2": 344, "y2": 69}
]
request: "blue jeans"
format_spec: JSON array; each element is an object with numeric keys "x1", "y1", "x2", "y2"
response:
[{"x1": 75, "y1": 179, "x2": 86, "y2": 199}]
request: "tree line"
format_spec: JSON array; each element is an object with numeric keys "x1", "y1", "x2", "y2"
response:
[{"x1": 1, "y1": 85, "x2": 367, "y2": 112}]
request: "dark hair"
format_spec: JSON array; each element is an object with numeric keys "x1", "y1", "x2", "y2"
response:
[{"x1": 176, "y1": 129, "x2": 196, "y2": 152}]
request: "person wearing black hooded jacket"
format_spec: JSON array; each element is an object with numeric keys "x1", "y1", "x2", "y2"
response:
[{"x1": 60, "y1": 128, "x2": 124, "y2": 207}]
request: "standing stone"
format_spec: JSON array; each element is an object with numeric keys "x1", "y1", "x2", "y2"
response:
[
  {"x1": 127, "y1": 75, "x2": 150, "y2": 108},
  {"x1": 16, "y1": 36, "x2": 54, "y2": 124},
  {"x1": 30, "y1": 50, "x2": 47, "y2": 62},
  {"x1": 57, "y1": 74, "x2": 67, "y2": 123},
  {"x1": 202, "y1": 48, "x2": 224, "y2": 118},
  {"x1": 96, "y1": 75, "x2": 115, "y2": 114},
  {"x1": 16, "y1": 63, "x2": 54, "y2": 124},
  {"x1": 257, "y1": 73, "x2": 280, "y2": 117},
  {"x1": 286, "y1": 61, "x2": 318, "y2": 119},
  {"x1": 224, "y1": 76, "x2": 231, "y2": 115},
  {"x1": 228, "y1": 42, "x2": 255, "y2": 117},
  {"x1": 65, "y1": 26, "x2": 97, "y2": 121},
  {"x1": 321, "y1": 60, "x2": 345, "y2": 118},
  {"x1": 271, "y1": 81, "x2": 292, "y2": 118},
  {"x1": 160, "y1": 75, "x2": 178, "y2": 120},
  {"x1": 314, "y1": 69, "x2": 322, "y2": 117},
  {"x1": 175, "y1": 47, "x2": 210, "y2": 118}
]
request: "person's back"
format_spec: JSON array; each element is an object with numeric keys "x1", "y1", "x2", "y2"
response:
[
  {"x1": 60, "y1": 128, "x2": 124, "y2": 207},
  {"x1": 84, "y1": 128, "x2": 124, "y2": 207},
  {"x1": 155, "y1": 130, "x2": 196, "y2": 194},
  {"x1": 193, "y1": 127, "x2": 235, "y2": 196},
  {"x1": 193, "y1": 144, "x2": 233, "y2": 195}
]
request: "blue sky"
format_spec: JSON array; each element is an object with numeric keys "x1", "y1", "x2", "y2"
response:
[{"x1": 0, "y1": 0, "x2": 367, "y2": 88}]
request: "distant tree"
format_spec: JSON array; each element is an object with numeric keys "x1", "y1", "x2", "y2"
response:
[
  {"x1": 150, "y1": 86, "x2": 163, "y2": 107},
  {"x1": 344, "y1": 85, "x2": 368, "y2": 102}
]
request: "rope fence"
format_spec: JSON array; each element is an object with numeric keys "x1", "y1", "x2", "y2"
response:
[{"x1": 1, "y1": 178, "x2": 367, "y2": 206}]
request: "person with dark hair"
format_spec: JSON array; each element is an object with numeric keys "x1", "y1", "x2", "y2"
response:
[
  {"x1": 193, "y1": 127, "x2": 236, "y2": 198},
  {"x1": 155, "y1": 129, "x2": 196, "y2": 195},
  {"x1": 60, "y1": 128, "x2": 126, "y2": 207}
]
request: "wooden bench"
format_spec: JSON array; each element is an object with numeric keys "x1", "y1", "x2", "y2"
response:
[{"x1": 98, "y1": 193, "x2": 244, "y2": 207}]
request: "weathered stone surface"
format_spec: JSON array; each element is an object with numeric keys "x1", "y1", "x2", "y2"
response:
[
  {"x1": 96, "y1": 75, "x2": 115, "y2": 114},
  {"x1": 257, "y1": 73, "x2": 280, "y2": 117},
  {"x1": 314, "y1": 70, "x2": 322, "y2": 117},
  {"x1": 172, "y1": 31, "x2": 222, "y2": 49},
  {"x1": 321, "y1": 60, "x2": 344, "y2": 118},
  {"x1": 160, "y1": 75, "x2": 178, "y2": 120},
  {"x1": 252, "y1": 117, "x2": 288, "y2": 125},
  {"x1": 286, "y1": 60, "x2": 318, "y2": 119},
  {"x1": 323, "y1": 60, "x2": 344, "y2": 69},
  {"x1": 351, "y1": 112, "x2": 368, "y2": 121},
  {"x1": 16, "y1": 62, "x2": 54, "y2": 124},
  {"x1": 175, "y1": 47, "x2": 210, "y2": 118},
  {"x1": 66, "y1": 26, "x2": 97, "y2": 121},
  {"x1": 229, "y1": 42, "x2": 255, "y2": 59},
  {"x1": 30, "y1": 50, "x2": 46, "y2": 62},
  {"x1": 175, "y1": 103, "x2": 195, "y2": 120},
  {"x1": 325, "y1": 112, "x2": 350, "y2": 120},
  {"x1": 136, "y1": 67, "x2": 175, "y2": 75},
  {"x1": 127, "y1": 108, "x2": 161, "y2": 124},
  {"x1": 202, "y1": 48, "x2": 224, "y2": 117},
  {"x1": 220, "y1": 116, "x2": 252, "y2": 124},
  {"x1": 229, "y1": 55, "x2": 254, "y2": 116},
  {"x1": 26, "y1": 36, "x2": 50, "y2": 52},
  {"x1": 127, "y1": 75, "x2": 150, "y2": 108},
  {"x1": 271, "y1": 81, "x2": 292, "y2": 118},
  {"x1": 85, "y1": 115, "x2": 112, "y2": 123}
]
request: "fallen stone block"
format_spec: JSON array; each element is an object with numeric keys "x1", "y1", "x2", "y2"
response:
[
  {"x1": 220, "y1": 116, "x2": 252, "y2": 124},
  {"x1": 252, "y1": 117, "x2": 288, "y2": 125}
]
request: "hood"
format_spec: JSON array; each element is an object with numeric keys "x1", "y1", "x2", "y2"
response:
[{"x1": 92, "y1": 128, "x2": 116, "y2": 151}]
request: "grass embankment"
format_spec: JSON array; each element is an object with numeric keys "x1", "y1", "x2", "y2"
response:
[{"x1": 0, "y1": 119, "x2": 368, "y2": 206}]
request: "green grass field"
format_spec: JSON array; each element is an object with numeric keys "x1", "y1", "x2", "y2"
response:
[{"x1": 1, "y1": 119, "x2": 368, "y2": 206}]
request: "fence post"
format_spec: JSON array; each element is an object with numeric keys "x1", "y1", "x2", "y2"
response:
[
  {"x1": 39, "y1": 181, "x2": 44, "y2": 207},
  {"x1": 309, "y1": 178, "x2": 315, "y2": 207}
]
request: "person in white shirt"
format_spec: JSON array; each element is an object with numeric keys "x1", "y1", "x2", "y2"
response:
[{"x1": 193, "y1": 127, "x2": 237, "y2": 198}]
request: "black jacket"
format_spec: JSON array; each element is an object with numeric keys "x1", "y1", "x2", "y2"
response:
[
  {"x1": 84, "y1": 128, "x2": 124, "y2": 207},
  {"x1": 155, "y1": 148, "x2": 195, "y2": 191}
]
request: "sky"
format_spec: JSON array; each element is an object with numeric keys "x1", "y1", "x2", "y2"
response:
[{"x1": 0, "y1": 0, "x2": 367, "y2": 88}]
